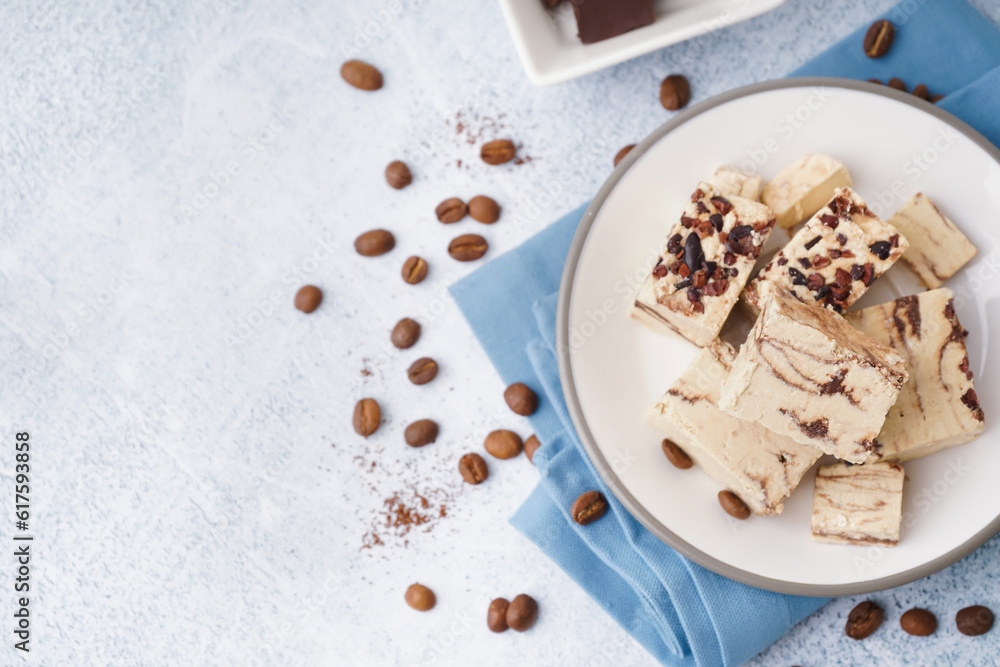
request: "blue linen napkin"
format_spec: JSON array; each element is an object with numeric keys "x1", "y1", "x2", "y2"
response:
[{"x1": 452, "y1": 1, "x2": 1000, "y2": 664}]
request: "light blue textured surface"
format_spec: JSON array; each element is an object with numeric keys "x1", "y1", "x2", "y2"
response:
[{"x1": 1, "y1": 0, "x2": 999, "y2": 665}]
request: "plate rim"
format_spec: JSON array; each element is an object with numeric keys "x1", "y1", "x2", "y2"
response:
[{"x1": 556, "y1": 76, "x2": 1000, "y2": 597}]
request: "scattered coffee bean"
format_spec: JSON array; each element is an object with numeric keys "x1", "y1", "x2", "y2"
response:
[
  {"x1": 407, "y1": 357, "x2": 439, "y2": 385},
  {"x1": 614, "y1": 144, "x2": 636, "y2": 167},
  {"x1": 504, "y1": 382, "x2": 538, "y2": 416},
  {"x1": 405, "y1": 583, "x2": 436, "y2": 611},
  {"x1": 484, "y1": 430, "x2": 523, "y2": 459},
  {"x1": 956, "y1": 605, "x2": 994, "y2": 636},
  {"x1": 867, "y1": 78, "x2": 883, "y2": 85},
  {"x1": 404, "y1": 419, "x2": 439, "y2": 447},
  {"x1": 661, "y1": 438, "x2": 693, "y2": 469},
  {"x1": 459, "y1": 452, "x2": 489, "y2": 484},
  {"x1": 468, "y1": 195, "x2": 501, "y2": 224},
  {"x1": 660, "y1": 74, "x2": 691, "y2": 111},
  {"x1": 385, "y1": 160, "x2": 412, "y2": 189},
  {"x1": 436, "y1": 197, "x2": 467, "y2": 224},
  {"x1": 402, "y1": 256, "x2": 429, "y2": 284},
  {"x1": 506, "y1": 594, "x2": 538, "y2": 632},
  {"x1": 863, "y1": 20, "x2": 895, "y2": 58},
  {"x1": 887, "y1": 77, "x2": 907, "y2": 91},
  {"x1": 718, "y1": 490, "x2": 750, "y2": 520},
  {"x1": 340, "y1": 60, "x2": 383, "y2": 91},
  {"x1": 845, "y1": 600, "x2": 884, "y2": 640},
  {"x1": 391, "y1": 318, "x2": 421, "y2": 349},
  {"x1": 353, "y1": 398, "x2": 381, "y2": 437},
  {"x1": 572, "y1": 491, "x2": 608, "y2": 525},
  {"x1": 355, "y1": 229, "x2": 396, "y2": 256},
  {"x1": 524, "y1": 435, "x2": 541, "y2": 464},
  {"x1": 900, "y1": 608, "x2": 937, "y2": 636},
  {"x1": 481, "y1": 139, "x2": 517, "y2": 165},
  {"x1": 294, "y1": 285, "x2": 323, "y2": 313},
  {"x1": 488, "y1": 598, "x2": 510, "y2": 633},
  {"x1": 448, "y1": 234, "x2": 488, "y2": 262},
  {"x1": 912, "y1": 83, "x2": 930, "y2": 100}
]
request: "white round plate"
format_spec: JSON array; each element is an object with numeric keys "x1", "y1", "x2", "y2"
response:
[{"x1": 558, "y1": 78, "x2": 999, "y2": 596}]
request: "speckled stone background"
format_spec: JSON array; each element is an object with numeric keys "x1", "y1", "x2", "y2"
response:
[{"x1": 1, "y1": 0, "x2": 998, "y2": 665}]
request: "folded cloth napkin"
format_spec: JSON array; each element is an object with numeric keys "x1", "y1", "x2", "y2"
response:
[{"x1": 452, "y1": 1, "x2": 1000, "y2": 664}]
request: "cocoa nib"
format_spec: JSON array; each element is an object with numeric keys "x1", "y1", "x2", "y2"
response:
[
  {"x1": 820, "y1": 214, "x2": 840, "y2": 228},
  {"x1": 703, "y1": 279, "x2": 730, "y2": 297},
  {"x1": 836, "y1": 268, "x2": 853, "y2": 286},
  {"x1": 962, "y1": 389, "x2": 982, "y2": 413},
  {"x1": 686, "y1": 287, "x2": 701, "y2": 303},
  {"x1": 777, "y1": 256, "x2": 788, "y2": 266},
  {"x1": 652, "y1": 264, "x2": 668, "y2": 278},
  {"x1": 807, "y1": 273, "x2": 825, "y2": 291},
  {"x1": 723, "y1": 252, "x2": 736, "y2": 265},
  {"x1": 837, "y1": 233, "x2": 848, "y2": 246},
  {"x1": 691, "y1": 188, "x2": 704, "y2": 202},
  {"x1": 691, "y1": 270, "x2": 707, "y2": 288},
  {"x1": 696, "y1": 201, "x2": 709, "y2": 214},
  {"x1": 869, "y1": 240, "x2": 892, "y2": 260},
  {"x1": 829, "y1": 283, "x2": 851, "y2": 300},
  {"x1": 788, "y1": 267, "x2": 807, "y2": 286},
  {"x1": 681, "y1": 215, "x2": 696, "y2": 229},
  {"x1": 710, "y1": 213, "x2": 724, "y2": 231},
  {"x1": 863, "y1": 262, "x2": 875, "y2": 286},
  {"x1": 889, "y1": 233, "x2": 900, "y2": 247},
  {"x1": 667, "y1": 233, "x2": 683, "y2": 255},
  {"x1": 850, "y1": 264, "x2": 864, "y2": 281},
  {"x1": 798, "y1": 257, "x2": 812, "y2": 269},
  {"x1": 812, "y1": 255, "x2": 832, "y2": 269},
  {"x1": 696, "y1": 220, "x2": 716, "y2": 239},
  {"x1": 960, "y1": 355, "x2": 973, "y2": 380},
  {"x1": 674, "y1": 278, "x2": 691, "y2": 290},
  {"x1": 710, "y1": 196, "x2": 733, "y2": 214},
  {"x1": 725, "y1": 225, "x2": 755, "y2": 255},
  {"x1": 804, "y1": 235, "x2": 822, "y2": 250}
]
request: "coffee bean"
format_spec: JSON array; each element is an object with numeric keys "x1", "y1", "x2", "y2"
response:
[
  {"x1": 404, "y1": 419, "x2": 439, "y2": 447},
  {"x1": 405, "y1": 583, "x2": 436, "y2": 611},
  {"x1": 845, "y1": 600, "x2": 883, "y2": 640},
  {"x1": 391, "y1": 318, "x2": 421, "y2": 349},
  {"x1": 504, "y1": 382, "x2": 538, "y2": 416},
  {"x1": 524, "y1": 435, "x2": 541, "y2": 464},
  {"x1": 402, "y1": 256, "x2": 428, "y2": 284},
  {"x1": 614, "y1": 144, "x2": 636, "y2": 167},
  {"x1": 660, "y1": 74, "x2": 691, "y2": 111},
  {"x1": 481, "y1": 139, "x2": 516, "y2": 165},
  {"x1": 294, "y1": 285, "x2": 323, "y2": 313},
  {"x1": 956, "y1": 605, "x2": 994, "y2": 636},
  {"x1": 571, "y1": 490, "x2": 608, "y2": 526},
  {"x1": 887, "y1": 77, "x2": 907, "y2": 91},
  {"x1": 385, "y1": 160, "x2": 412, "y2": 189},
  {"x1": 355, "y1": 229, "x2": 395, "y2": 256},
  {"x1": 436, "y1": 197, "x2": 467, "y2": 224},
  {"x1": 484, "y1": 430, "x2": 523, "y2": 459},
  {"x1": 912, "y1": 83, "x2": 930, "y2": 100},
  {"x1": 407, "y1": 357, "x2": 438, "y2": 385},
  {"x1": 448, "y1": 234, "x2": 488, "y2": 262},
  {"x1": 863, "y1": 20, "x2": 895, "y2": 58},
  {"x1": 468, "y1": 195, "x2": 501, "y2": 224},
  {"x1": 340, "y1": 60, "x2": 383, "y2": 91},
  {"x1": 718, "y1": 490, "x2": 750, "y2": 520},
  {"x1": 353, "y1": 398, "x2": 381, "y2": 437},
  {"x1": 487, "y1": 598, "x2": 510, "y2": 633},
  {"x1": 900, "y1": 608, "x2": 937, "y2": 636},
  {"x1": 661, "y1": 439, "x2": 693, "y2": 469},
  {"x1": 459, "y1": 452, "x2": 489, "y2": 484},
  {"x1": 506, "y1": 594, "x2": 538, "y2": 632}
]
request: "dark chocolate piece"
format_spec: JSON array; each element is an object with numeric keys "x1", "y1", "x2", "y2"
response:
[{"x1": 572, "y1": 0, "x2": 655, "y2": 45}]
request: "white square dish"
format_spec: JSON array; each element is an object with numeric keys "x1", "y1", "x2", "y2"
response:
[{"x1": 499, "y1": 0, "x2": 789, "y2": 86}]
